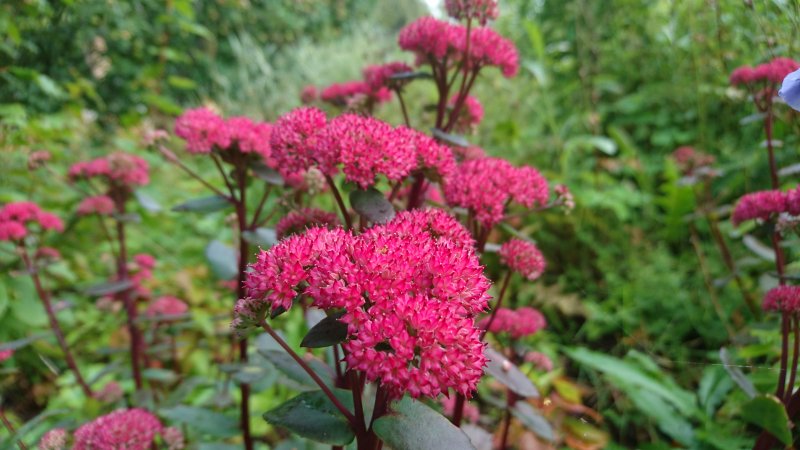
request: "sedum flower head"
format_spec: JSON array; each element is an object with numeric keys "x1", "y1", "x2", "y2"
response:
[
  {"x1": 270, "y1": 107, "x2": 329, "y2": 179},
  {"x1": 237, "y1": 210, "x2": 489, "y2": 398},
  {"x1": 479, "y1": 306, "x2": 546, "y2": 339},
  {"x1": 146, "y1": 296, "x2": 189, "y2": 319},
  {"x1": 461, "y1": 26, "x2": 519, "y2": 77},
  {"x1": 38, "y1": 428, "x2": 68, "y2": 450},
  {"x1": 763, "y1": 286, "x2": 800, "y2": 313},
  {"x1": 174, "y1": 107, "x2": 230, "y2": 153},
  {"x1": 731, "y1": 57, "x2": 800, "y2": 86},
  {"x1": 73, "y1": 408, "x2": 162, "y2": 450},
  {"x1": 69, "y1": 152, "x2": 149, "y2": 188},
  {"x1": 275, "y1": 208, "x2": 341, "y2": 240},
  {"x1": 444, "y1": 158, "x2": 549, "y2": 228},
  {"x1": 77, "y1": 195, "x2": 115, "y2": 216},
  {"x1": 0, "y1": 202, "x2": 64, "y2": 241},
  {"x1": 449, "y1": 94, "x2": 484, "y2": 132},
  {"x1": 499, "y1": 238, "x2": 546, "y2": 281},
  {"x1": 732, "y1": 190, "x2": 788, "y2": 226},
  {"x1": 363, "y1": 61, "x2": 414, "y2": 91}
]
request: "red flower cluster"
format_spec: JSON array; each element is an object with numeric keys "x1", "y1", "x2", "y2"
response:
[
  {"x1": 69, "y1": 152, "x2": 150, "y2": 188},
  {"x1": 445, "y1": 0, "x2": 499, "y2": 25},
  {"x1": 479, "y1": 306, "x2": 546, "y2": 339},
  {"x1": 275, "y1": 208, "x2": 340, "y2": 240},
  {"x1": 174, "y1": 107, "x2": 273, "y2": 162},
  {"x1": 73, "y1": 408, "x2": 162, "y2": 450},
  {"x1": 763, "y1": 286, "x2": 800, "y2": 313},
  {"x1": 444, "y1": 158, "x2": 549, "y2": 227},
  {"x1": 0, "y1": 202, "x2": 64, "y2": 241},
  {"x1": 236, "y1": 209, "x2": 490, "y2": 399},
  {"x1": 732, "y1": 186, "x2": 800, "y2": 226},
  {"x1": 730, "y1": 57, "x2": 800, "y2": 86},
  {"x1": 398, "y1": 16, "x2": 519, "y2": 78},
  {"x1": 499, "y1": 238, "x2": 546, "y2": 281}
]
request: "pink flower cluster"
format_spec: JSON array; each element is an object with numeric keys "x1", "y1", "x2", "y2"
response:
[
  {"x1": 479, "y1": 306, "x2": 546, "y2": 339},
  {"x1": 732, "y1": 186, "x2": 800, "y2": 226},
  {"x1": 499, "y1": 238, "x2": 546, "y2": 281},
  {"x1": 0, "y1": 347, "x2": 13, "y2": 362},
  {"x1": 445, "y1": 0, "x2": 499, "y2": 25},
  {"x1": 146, "y1": 296, "x2": 189, "y2": 319},
  {"x1": 524, "y1": 351, "x2": 554, "y2": 372},
  {"x1": 671, "y1": 146, "x2": 715, "y2": 175},
  {"x1": 762, "y1": 286, "x2": 800, "y2": 313},
  {"x1": 444, "y1": 158, "x2": 549, "y2": 227},
  {"x1": 237, "y1": 209, "x2": 490, "y2": 398},
  {"x1": 73, "y1": 408, "x2": 162, "y2": 450},
  {"x1": 174, "y1": 108, "x2": 273, "y2": 162},
  {"x1": 730, "y1": 57, "x2": 800, "y2": 86},
  {"x1": 270, "y1": 108, "x2": 456, "y2": 187},
  {"x1": 77, "y1": 195, "x2": 115, "y2": 216},
  {"x1": 275, "y1": 208, "x2": 341, "y2": 240},
  {"x1": 69, "y1": 152, "x2": 150, "y2": 187},
  {"x1": 0, "y1": 202, "x2": 64, "y2": 241},
  {"x1": 398, "y1": 17, "x2": 519, "y2": 77},
  {"x1": 321, "y1": 81, "x2": 391, "y2": 108},
  {"x1": 363, "y1": 61, "x2": 414, "y2": 91},
  {"x1": 449, "y1": 95, "x2": 484, "y2": 132}
]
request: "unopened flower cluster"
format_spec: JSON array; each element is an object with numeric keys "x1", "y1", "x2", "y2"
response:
[{"x1": 235, "y1": 209, "x2": 489, "y2": 399}]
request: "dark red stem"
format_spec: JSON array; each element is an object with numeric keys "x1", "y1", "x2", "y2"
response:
[
  {"x1": 481, "y1": 271, "x2": 513, "y2": 340},
  {"x1": 234, "y1": 162, "x2": 254, "y2": 450},
  {"x1": 115, "y1": 201, "x2": 144, "y2": 391},
  {"x1": 324, "y1": 175, "x2": 352, "y2": 230}
]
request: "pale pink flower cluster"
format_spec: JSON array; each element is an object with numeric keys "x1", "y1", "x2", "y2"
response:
[
  {"x1": 444, "y1": 158, "x2": 549, "y2": 227},
  {"x1": 445, "y1": 0, "x2": 499, "y2": 25},
  {"x1": 449, "y1": 95, "x2": 484, "y2": 132},
  {"x1": 76, "y1": 195, "x2": 115, "y2": 216},
  {"x1": 69, "y1": 152, "x2": 150, "y2": 187},
  {"x1": 275, "y1": 208, "x2": 341, "y2": 240},
  {"x1": 398, "y1": 17, "x2": 519, "y2": 78},
  {"x1": 174, "y1": 108, "x2": 273, "y2": 162},
  {"x1": 479, "y1": 306, "x2": 546, "y2": 339},
  {"x1": 0, "y1": 202, "x2": 64, "y2": 241},
  {"x1": 763, "y1": 286, "x2": 800, "y2": 313},
  {"x1": 146, "y1": 296, "x2": 189, "y2": 319},
  {"x1": 499, "y1": 238, "x2": 546, "y2": 281},
  {"x1": 270, "y1": 108, "x2": 456, "y2": 187},
  {"x1": 162, "y1": 427, "x2": 185, "y2": 450},
  {"x1": 554, "y1": 184, "x2": 575, "y2": 212},
  {"x1": 730, "y1": 57, "x2": 800, "y2": 86},
  {"x1": 237, "y1": 209, "x2": 490, "y2": 398},
  {"x1": 731, "y1": 187, "x2": 800, "y2": 226},
  {"x1": 38, "y1": 428, "x2": 68, "y2": 450},
  {"x1": 73, "y1": 408, "x2": 162, "y2": 450}
]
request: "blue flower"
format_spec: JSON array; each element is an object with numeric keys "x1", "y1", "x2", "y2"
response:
[{"x1": 778, "y1": 68, "x2": 800, "y2": 111}]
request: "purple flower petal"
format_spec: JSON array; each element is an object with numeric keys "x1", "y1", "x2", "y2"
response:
[{"x1": 779, "y1": 68, "x2": 800, "y2": 111}]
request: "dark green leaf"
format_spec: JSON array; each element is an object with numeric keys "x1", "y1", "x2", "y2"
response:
[
  {"x1": 83, "y1": 279, "x2": 135, "y2": 296},
  {"x1": 142, "y1": 368, "x2": 179, "y2": 383},
  {"x1": 251, "y1": 163, "x2": 285, "y2": 185},
  {"x1": 172, "y1": 195, "x2": 231, "y2": 213},
  {"x1": 697, "y1": 365, "x2": 733, "y2": 416},
  {"x1": 301, "y1": 311, "x2": 347, "y2": 348},
  {"x1": 263, "y1": 389, "x2": 355, "y2": 445},
  {"x1": 205, "y1": 240, "x2": 238, "y2": 280},
  {"x1": 349, "y1": 188, "x2": 395, "y2": 224},
  {"x1": 741, "y1": 395, "x2": 791, "y2": 445},
  {"x1": 432, "y1": 128, "x2": 470, "y2": 147},
  {"x1": 242, "y1": 228, "x2": 278, "y2": 248},
  {"x1": 373, "y1": 396, "x2": 476, "y2": 450},
  {"x1": 484, "y1": 347, "x2": 539, "y2": 398},
  {"x1": 159, "y1": 405, "x2": 239, "y2": 438},
  {"x1": 511, "y1": 403, "x2": 555, "y2": 442},
  {"x1": 389, "y1": 71, "x2": 432, "y2": 81}
]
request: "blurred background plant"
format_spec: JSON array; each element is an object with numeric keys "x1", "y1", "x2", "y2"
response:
[{"x1": 2, "y1": 0, "x2": 800, "y2": 448}]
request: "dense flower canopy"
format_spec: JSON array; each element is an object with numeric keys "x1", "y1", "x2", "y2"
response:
[
  {"x1": 174, "y1": 108, "x2": 273, "y2": 163},
  {"x1": 236, "y1": 209, "x2": 490, "y2": 398}
]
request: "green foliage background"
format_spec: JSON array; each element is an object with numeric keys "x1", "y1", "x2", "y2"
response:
[{"x1": 2, "y1": 0, "x2": 800, "y2": 448}]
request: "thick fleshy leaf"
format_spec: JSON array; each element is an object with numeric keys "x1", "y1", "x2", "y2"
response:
[
  {"x1": 461, "y1": 425, "x2": 492, "y2": 450},
  {"x1": 172, "y1": 195, "x2": 231, "y2": 213},
  {"x1": 159, "y1": 406, "x2": 239, "y2": 438},
  {"x1": 134, "y1": 190, "x2": 163, "y2": 212},
  {"x1": 83, "y1": 279, "x2": 135, "y2": 296},
  {"x1": 432, "y1": 128, "x2": 470, "y2": 147},
  {"x1": 205, "y1": 240, "x2": 238, "y2": 280},
  {"x1": 484, "y1": 347, "x2": 539, "y2": 398},
  {"x1": 242, "y1": 227, "x2": 278, "y2": 248},
  {"x1": 257, "y1": 333, "x2": 334, "y2": 389},
  {"x1": 251, "y1": 162, "x2": 285, "y2": 185},
  {"x1": 263, "y1": 389, "x2": 355, "y2": 445},
  {"x1": 511, "y1": 402, "x2": 555, "y2": 442},
  {"x1": 301, "y1": 311, "x2": 347, "y2": 348},
  {"x1": 741, "y1": 395, "x2": 791, "y2": 445},
  {"x1": 349, "y1": 188, "x2": 395, "y2": 224},
  {"x1": 373, "y1": 397, "x2": 476, "y2": 450}
]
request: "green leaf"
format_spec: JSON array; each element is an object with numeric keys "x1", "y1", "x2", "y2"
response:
[
  {"x1": 263, "y1": 389, "x2": 355, "y2": 445},
  {"x1": 484, "y1": 347, "x2": 539, "y2": 398},
  {"x1": 511, "y1": 402, "x2": 555, "y2": 441},
  {"x1": 82, "y1": 280, "x2": 135, "y2": 296},
  {"x1": 301, "y1": 311, "x2": 347, "y2": 348},
  {"x1": 740, "y1": 395, "x2": 791, "y2": 445},
  {"x1": 432, "y1": 128, "x2": 470, "y2": 147},
  {"x1": 0, "y1": 281, "x2": 8, "y2": 319},
  {"x1": 242, "y1": 228, "x2": 278, "y2": 248},
  {"x1": 719, "y1": 347, "x2": 756, "y2": 398},
  {"x1": 349, "y1": 188, "x2": 395, "y2": 224},
  {"x1": 142, "y1": 368, "x2": 179, "y2": 383},
  {"x1": 373, "y1": 396, "x2": 476, "y2": 450},
  {"x1": 564, "y1": 135, "x2": 618, "y2": 155},
  {"x1": 167, "y1": 75, "x2": 197, "y2": 90},
  {"x1": 697, "y1": 365, "x2": 733, "y2": 417},
  {"x1": 143, "y1": 93, "x2": 183, "y2": 115},
  {"x1": 159, "y1": 406, "x2": 239, "y2": 438},
  {"x1": 172, "y1": 195, "x2": 231, "y2": 213},
  {"x1": 205, "y1": 240, "x2": 238, "y2": 280},
  {"x1": 134, "y1": 190, "x2": 163, "y2": 212},
  {"x1": 35, "y1": 74, "x2": 65, "y2": 98}
]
